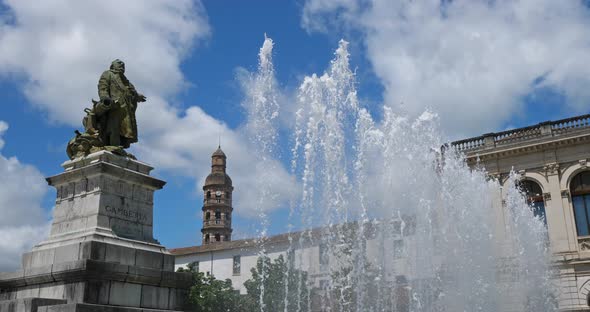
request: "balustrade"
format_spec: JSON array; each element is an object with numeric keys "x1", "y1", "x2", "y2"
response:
[{"x1": 451, "y1": 114, "x2": 590, "y2": 152}]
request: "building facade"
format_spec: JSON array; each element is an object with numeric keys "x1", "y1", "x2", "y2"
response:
[
  {"x1": 171, "y1": 114, "x2": 590, "y2": 311},
  {"x1": 452, "y1": 114, "x2": 590, "y2": 311}
]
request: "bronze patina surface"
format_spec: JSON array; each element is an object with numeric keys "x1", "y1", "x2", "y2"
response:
[{"x1": 67, "y1": 59, "x2": 146, "y2": 159}]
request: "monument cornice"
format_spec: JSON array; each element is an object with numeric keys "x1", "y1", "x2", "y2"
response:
[{"x1": 46, "y1": 157, "x2": 165, "y2": 190}]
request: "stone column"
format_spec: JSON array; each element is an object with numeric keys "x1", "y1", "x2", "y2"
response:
[{"x1": 0, "y1": 151, "x2": 191, "y2": 312}]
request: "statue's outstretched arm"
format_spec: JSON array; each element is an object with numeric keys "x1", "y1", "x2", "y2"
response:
[{"x1": 128, "y1": 81, "x2": 146, "y2": 102}]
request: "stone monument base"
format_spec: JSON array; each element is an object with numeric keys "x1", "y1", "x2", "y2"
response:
[
  {"x1": 0, "y1": 152, "x2": 191, "y2": 312},
  {"x1": 37, "y1": 302, "x2": 182, "y2": 312}
]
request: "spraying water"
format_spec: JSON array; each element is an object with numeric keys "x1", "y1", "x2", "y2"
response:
[
  {"x1": 242, "y1": 34, "x2": 282, "y2": 311},
  {"x1": 246, "y1": 37, "x2": 555, "y2": 311}
]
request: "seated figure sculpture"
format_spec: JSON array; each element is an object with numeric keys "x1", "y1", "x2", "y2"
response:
[{"x1": 67, "y1": 59, "x2": 146, "y2": 159}]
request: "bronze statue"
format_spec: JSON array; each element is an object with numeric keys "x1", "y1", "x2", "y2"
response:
[{"x1": 67, "y1": 59, "x2": 146, "y2": 159}]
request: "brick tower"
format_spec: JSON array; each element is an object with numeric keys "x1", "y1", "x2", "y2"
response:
[{"x1": 201, "y1": 146, "x2": 233, "y2": 244}]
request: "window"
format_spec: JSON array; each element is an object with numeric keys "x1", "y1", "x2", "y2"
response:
[
  {"x1": 287, "y1": 249, "x2": 295, "y2": 266},
  {"x1": 205, "y1": 234, "x2": 210, "y2": 244},
  {"x1": 233, "y1": 255, "x2": 241, "y2": 275},
  {"x1": 319, "y1": 244, "x2": 329, "y2": 271},
  {"x1": 205, "y1": 212, "x2": 210, "y2": 220},
  {"x1": 206, "y1": 191, "x2": 211, "y2": 199},
  {"x1": 215, "y1": 210, "x2": 221, "y2": 220},
  {"x1": 519, "y1": 180, "x2": 546, "y2": 225},
  {"x1": 393, "y1": 240, "x2": 404, "y2": 258},
  {"x1": 215, "y1": 233, "x2": 221, "y2": 242},
  {"x1": 571, "y1": 171, "x2": 590, "y2": 236},
  {"x1": 187, "y1": 261, "x2": 199, "y2": 272}
]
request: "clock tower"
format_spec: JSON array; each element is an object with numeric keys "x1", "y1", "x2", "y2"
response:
[{"x1": 201, "y1": 146, "x2": 234, "y2": 245}]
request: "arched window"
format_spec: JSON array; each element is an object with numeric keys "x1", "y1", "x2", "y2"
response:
[
  {"x1": 215, "y1": 233, "x2": 221, "y2": 242},
  {"x1": 571, "y1": 171, "x2": 590, "y2": 236},
  {"x1": 205, "y1": 234, "x2": 210, "y2": 243},
  {"x1": 205, "y1": 212, "x2": 210, "y2": 220},
  {"x1": 206, "y1": 191, "x2": 211, "y2": 199},
  {"x1": 519, "y1": 180, "x2": 546, "y2": 225},
  {"x1": 215, "y1": 210, "x2": 221, "y2": 220}
]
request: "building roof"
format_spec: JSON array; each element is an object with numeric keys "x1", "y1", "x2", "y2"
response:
[
  {"x1": 169, "y1": 228, "x2": 320, "y2": 256},
  {"x1": 169, "y1": 218, "x2": 412, "y2": 256},
  {"x1": 204, "y1": 172, "x2": 232, "y2": 187}
]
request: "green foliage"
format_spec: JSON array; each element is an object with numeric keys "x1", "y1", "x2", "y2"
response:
[
  {"x1": 244, "y1": 255, "x2": 310, "y2": 312},
  {"x1": 178, "y1": 262, "x2": 244, "y2": 312}
]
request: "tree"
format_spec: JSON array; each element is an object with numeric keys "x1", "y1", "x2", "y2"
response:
[
  {"x1": 178, "y1": 262, "x2": 244, "y2": 312},
  {"x1": 244, "y1": 255, "x2": 310, "y2": 312}
]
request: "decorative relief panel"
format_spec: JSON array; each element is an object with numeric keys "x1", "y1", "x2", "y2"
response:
[
  {"x1": 543, "y1": 163, "x2": 560, "y2": 177},
  {"x1": 66, "y1": 182, "x2": 75, "y2": 199},
  {"x1": 543, "y1": 192, "x2": 551, "y2": 201},
  {"x1": 561, "y1": 190, "x2": 570, "y2": 199},
  {"x1": 580, "y1": 238, "x2": 590, "y2": 251},
  {"x1": 87, "y1": 176, "x2": 99, "y2": 193},
  {"x1": 75, "y1": 178, "x2": 88, "y2": 196}
]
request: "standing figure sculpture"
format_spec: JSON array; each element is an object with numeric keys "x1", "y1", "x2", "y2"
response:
[
  {"x1": 67, "y1": 59, "x2": 146, "y2": 159},
  {"x1": 97, "y1": 59, "x2": 146, "y2": 147}
]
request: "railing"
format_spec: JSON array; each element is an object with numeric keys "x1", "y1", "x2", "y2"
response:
[
  {"x1": 451, "y1": 136, "x2": 485, "y2": 152},
  {"x1": 203, "y1": 219, "x2": 231, "y2": 226},
  {"x1": 203, "y1": 198, "x2": 231, "y2": 205},
  {"x1": 451, "y1": 114, "x2": 590, "y2": 153}
]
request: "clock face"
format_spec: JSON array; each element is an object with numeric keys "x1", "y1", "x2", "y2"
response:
[{"x1": 215, "y1": 191, "x2": 222, "y2": 197}]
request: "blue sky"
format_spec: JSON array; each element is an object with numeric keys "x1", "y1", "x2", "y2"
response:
[{"x1": 0, "y1": 0, "x2": 589, "y2": 270}]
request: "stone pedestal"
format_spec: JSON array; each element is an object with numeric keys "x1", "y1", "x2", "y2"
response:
[{"x1": 0, "y1": 151, "x2": 191, "y2": 312}]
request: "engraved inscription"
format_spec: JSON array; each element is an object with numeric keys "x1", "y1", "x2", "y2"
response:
[{"x1": 105, "y1": 205, "x2": 148, "y2": 223}]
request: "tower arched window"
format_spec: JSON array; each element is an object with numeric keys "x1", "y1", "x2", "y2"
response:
[
  {"x1": 205, "y1": 234, "x2": 210, "y2": 243},
  {"x1": 215, "y1": 210, "x2": 221, "y2": 221},
  {"x1": 205, "y1": 212, "x2": 210, "y2": 220},
  {"x1": 215, "y1": 233, "x2": 221, "y2": 242},
  {"x1": 206, "y1": 191, "x2": 211, "y2": 199},
  {"x1": 571, "y1": 171, "x2": 590, "y2": 236},
  {"x1": 519, "y1": 180, "x2": 546, "y2": 225}
]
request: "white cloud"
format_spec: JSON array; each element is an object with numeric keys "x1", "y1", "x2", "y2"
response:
[
  {"x1": 135, "y1": 97, "x2": 297, "y2": 218},
  {"x1": 0, "y1": 0, "x2": 209, "y2": 125},
  {"x1": 0, "y1": 122, "x2": 49, "y2": 271},
  {"x1": 302, "y1": 0, "x2": 590, "y2": 137},
  {"x1": 0, "y1": 1, "x2": 296, "y2": 220}
]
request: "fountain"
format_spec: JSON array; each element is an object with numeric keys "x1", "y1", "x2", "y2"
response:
[{"x1": 245, "y1": 36, "x2": 555, "y2": 311}]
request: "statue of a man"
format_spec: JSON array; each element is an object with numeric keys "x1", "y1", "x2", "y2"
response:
[{"x1": 96, "y1": 59, "x2": 146, "y2": 148}]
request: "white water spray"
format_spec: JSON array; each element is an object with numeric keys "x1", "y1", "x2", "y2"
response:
[{"x1": 245, "y1": 36, "x2": 555, "y2": 311}]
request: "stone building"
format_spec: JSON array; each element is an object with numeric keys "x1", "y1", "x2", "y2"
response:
[
  {"x1": 171, "y1": 113, "x2": 590, "y2": 311},
  {"x1": 451, "y1": 113, "x2": 590, "y2": 311}
]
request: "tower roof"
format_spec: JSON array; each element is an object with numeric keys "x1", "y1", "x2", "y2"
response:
[
  {"x1": 204, "y1": 172, "x2": 233, "y2": 187},
  {"x1": 205, "y1": 146, "x2": 232, "y2": 188},
  {"x1": 212, "y1": 146, "x2": 226, "y2": 158}
]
